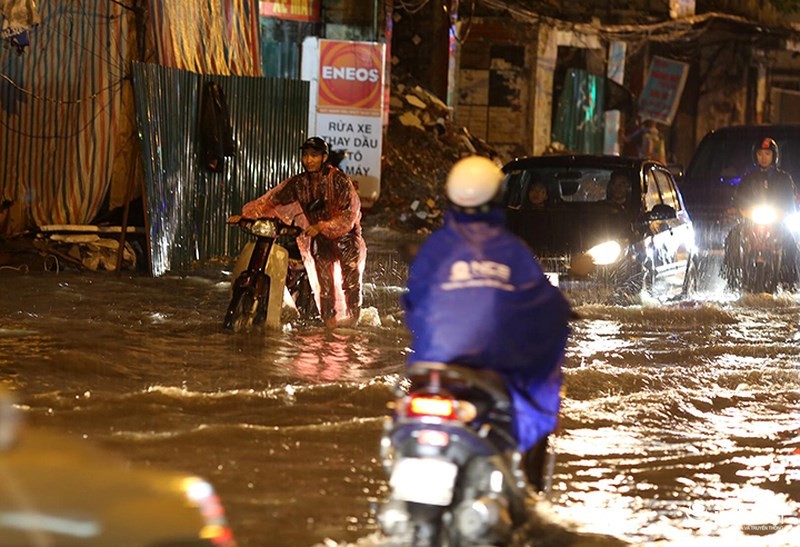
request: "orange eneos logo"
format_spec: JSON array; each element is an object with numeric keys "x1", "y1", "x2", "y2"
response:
[{"x1": 318, "y1": 40, "x2": 383, "y2": 115}]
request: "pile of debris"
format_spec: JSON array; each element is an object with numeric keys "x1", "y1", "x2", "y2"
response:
[
  {"x1": 365, "y1": 78, "x2": 500, "y2": 234},
  {"x1": 0, "y1": 225, "x2": 141, "y2": 273}
]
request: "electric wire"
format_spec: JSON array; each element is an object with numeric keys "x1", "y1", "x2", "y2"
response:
[{"x1": 395, "y1": 0, "x2": 431, "y2": 15}]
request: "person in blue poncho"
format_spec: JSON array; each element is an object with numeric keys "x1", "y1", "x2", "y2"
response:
[{"x1": 402, "y1": 155, "x2": 572, "y2": 491}]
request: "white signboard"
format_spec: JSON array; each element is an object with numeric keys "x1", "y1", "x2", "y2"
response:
[
  {"x1": 302, "y1": 38, "x2": 385, "y2": 208},
  {"x1": 317, "y1": 113, "x2": 382, "y2": 181}
]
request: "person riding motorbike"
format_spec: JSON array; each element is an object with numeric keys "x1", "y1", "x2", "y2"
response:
[
  {"x1": 402, "y1": 155, "x2": 572, "y2": 491},
  {"x1": 723, "y1": 137, "x2": 799, "y2": 288},
  {"x1": 734, "y1": 137, "x2": 796, "y2": 212},
  {"x1": 241, "y1": 137, "x2": 366, "y2": 327}
]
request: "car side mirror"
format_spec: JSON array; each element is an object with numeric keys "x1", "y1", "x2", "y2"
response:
[
  {"x1": 644, "y1": 203, "x2": 677, "y2": 222},
  {"x1": 667, "y1": 163, "x2": 684, "y2": 181}
]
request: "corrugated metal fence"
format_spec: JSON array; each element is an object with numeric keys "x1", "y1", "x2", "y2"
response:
[
  {"x1": 131, "y1": 62, "x2": 309, "y2": 276},
  {"x1": 0, "y1": 0, "x2": 129, "y2": 234}
]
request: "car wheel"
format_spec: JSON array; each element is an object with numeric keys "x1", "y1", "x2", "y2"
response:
[
  {"x1": 680, "y1": 254, "x2": 699, "y2": 297},
  {"x1": 609, "y1": 260, "x2": 648, "y2": 304}
]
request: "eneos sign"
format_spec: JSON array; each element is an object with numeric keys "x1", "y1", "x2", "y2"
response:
[
  {"x1": 302, "y1": 38, "x2": 386, "y2": 208},
  {"x1": 318, "y1": 40, "x2": 383, "y2": 115}
]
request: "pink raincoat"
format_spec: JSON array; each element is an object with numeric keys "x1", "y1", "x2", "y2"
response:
[{"x1": 242, "y1": 165, "x2": 366, "y2": 325}]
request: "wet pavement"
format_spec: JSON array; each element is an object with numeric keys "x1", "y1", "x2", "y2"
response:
[{"x1": 0, "y1": 227, "x2": 798, "y2": 546}]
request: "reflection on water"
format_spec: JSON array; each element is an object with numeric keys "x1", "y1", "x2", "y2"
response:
[
  {"x1": 278, "y1": 329, "x2": 380, "y2": 382},
  {"x1": 553, "y1": 296, "x2": 799, "y2": 547},
  {"x1": 0, "y1": 231, "x2": 798, "y2": 546}
]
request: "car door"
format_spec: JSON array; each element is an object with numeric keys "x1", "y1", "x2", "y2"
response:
[{"x1": 645, "y1": 165, "x2": 694, "y2": 286}]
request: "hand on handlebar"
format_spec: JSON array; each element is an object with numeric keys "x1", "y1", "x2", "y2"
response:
[{"x1": 304, "y1": 223, "x2": 322, "y2": 237}]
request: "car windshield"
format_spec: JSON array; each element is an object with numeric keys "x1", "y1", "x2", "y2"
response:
[{"x1": 504, "y1": 166, "x2": 637, "y2": 209}]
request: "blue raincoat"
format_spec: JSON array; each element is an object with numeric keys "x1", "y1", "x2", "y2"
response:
[{"x1": 402, "y1": 207, "x2": 571, "y2": 451}]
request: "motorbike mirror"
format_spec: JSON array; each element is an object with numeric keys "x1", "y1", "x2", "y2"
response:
[
  {"x1": 667, "y1": 163, "x2": 684, "y2": 180},
  {"x1": 328, "y1": 149, "x2": 348, "y2": 168}
]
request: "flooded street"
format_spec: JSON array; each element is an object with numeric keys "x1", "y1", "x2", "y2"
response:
[{"x1": 1, "y1": 229, "x2": 798, "y2": 546}]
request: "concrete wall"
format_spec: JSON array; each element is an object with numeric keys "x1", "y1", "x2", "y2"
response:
[{"x1": 453, "y1": 18, "x2": 537, "y2": 162}]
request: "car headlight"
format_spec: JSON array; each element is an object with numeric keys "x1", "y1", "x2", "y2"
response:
[
  {"x1": 585, "y1": 240, "x2": 622, "y2": 265},
  {"x1": 250, "y1": 219, "x2": 277, "y2": 237},
  {"x1": 750, "y1": 205, "x2": 778, "y2": 225}
]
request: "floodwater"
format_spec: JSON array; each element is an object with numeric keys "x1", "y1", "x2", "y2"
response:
[{"x1": 0, "y1": 228, "x2": 798, "y2": 546}]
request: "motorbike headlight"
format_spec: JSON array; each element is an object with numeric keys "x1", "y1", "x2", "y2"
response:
[
  {"x1": 751, "y1": 205, "x2": 778, "y2": 225},
  {"x1": 250, "y1": 220, "x2": 277, "y2": 237},
  {"x1": 586, "y1": 240, "x2": 622, "y2": 265},
  {"x1": 783, "y1": 212, "x2": 800, "y2": 233}
]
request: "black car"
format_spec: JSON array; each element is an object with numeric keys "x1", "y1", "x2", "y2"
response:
[
  {"x1": 679, "y1": 124, "x2": 800, "y2": 250},
  {"x1": 502, "y1": 155, "x2": 696, "y2": 303}
]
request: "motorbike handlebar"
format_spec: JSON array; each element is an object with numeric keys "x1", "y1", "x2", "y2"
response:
[{"x1": 227, "y1": 216, "x2": 304, "y2": 237}]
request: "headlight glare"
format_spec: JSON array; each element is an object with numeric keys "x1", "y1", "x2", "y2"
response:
[
  {"x1": 250, "y1": 220, "x2": 277, "y2": 237},
  {"x1": 751, "y1": 205, "x2": 777, "y2": 225},
  {"x1": 783, "y1": 212, "x2": 800, "y2": 233},
  {"x1": 586, "y1": 240, "x2": 622, "y2": 265}
]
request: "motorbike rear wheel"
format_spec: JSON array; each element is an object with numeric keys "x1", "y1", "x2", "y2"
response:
[{"x1": 409, "y1": 519, "x2": 444, "y2": 547}]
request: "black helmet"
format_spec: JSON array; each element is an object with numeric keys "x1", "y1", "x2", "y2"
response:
[
  {"x1": 753, "y1": 137, "x2": 779, "y2": 166},
  {"x1": 300, "y1": 137, "x2": 329, "y2": 155}
]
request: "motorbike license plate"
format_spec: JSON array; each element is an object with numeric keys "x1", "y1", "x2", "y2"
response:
[{"x1": 390, "y1": 457, "x2": 458, "y2": 506}]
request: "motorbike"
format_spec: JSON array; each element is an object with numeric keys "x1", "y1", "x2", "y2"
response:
[
  {"x1": 222, "y1": 216, "x2": 317, "y2": 332},
  {"x1": 722, "y1": 203, "x2": 799, "y2": 294},
  {"x1": 378, "y1": 361, "x2": 532, "y2": 547}
]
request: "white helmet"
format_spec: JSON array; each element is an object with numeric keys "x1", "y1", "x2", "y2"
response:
[{"x1": 446, "y1": 156, "x2": 503, "y2": 208}]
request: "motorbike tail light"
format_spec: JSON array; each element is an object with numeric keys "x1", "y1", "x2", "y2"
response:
[
  {"x1": 182, "y1": 478, "x2": 237, "y2": 547},
  {"x1": 417, "y1": 429, "x2": 450, "y2": 447},
  {"x1": 407, "y1": 395, "x2": 457, "y2": 420}
]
